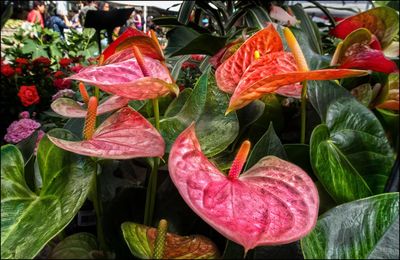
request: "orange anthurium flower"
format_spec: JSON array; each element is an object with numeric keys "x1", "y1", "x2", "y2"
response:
[{"x1": 216, "y1": 24, "x2": 369, "y2": 113}]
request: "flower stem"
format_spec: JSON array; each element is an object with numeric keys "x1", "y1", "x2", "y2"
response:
[
  {"x1": 144, "y1": 98, "x2": 160, "y2": 225},
  {"x1": 94, "y1": 87, "x2": 100, "y2": 100},
  {"x1": 300, "y1": 81, "x2": 308, "y2": 144},
  {"x1": 91, "y1": 164, "x2": 107, "y2": 251}
]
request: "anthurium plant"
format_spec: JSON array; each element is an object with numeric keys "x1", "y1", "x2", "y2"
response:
[{"x1": 1, "y1": 2, "x2": 399, "y2": 259}]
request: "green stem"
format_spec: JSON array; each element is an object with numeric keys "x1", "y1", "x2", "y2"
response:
[
  {"x1": 94, "y1": 87, "x2": 100, "y2": 100},
  {"x1": 91, "y1": 165, "x2": 107, "y2": 251},
  {"x1": 300, "y1": 81, "x2": 308, "y2": 144},
  {"x1": 144, "y1": 98, "x2": 160, "y2": 225}
]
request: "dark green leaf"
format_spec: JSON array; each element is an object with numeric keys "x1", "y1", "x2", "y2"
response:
[
  {"x1": 290, "y1": 4, "x2": 323, "y2": 54},
  {"x1": 171, "y1": 55, "x2": 190, "y2": 81},
  {"x1": 177, "y1": 1, "x2": 196, "y2": 25},
  {"x1": 159, "y1": 68, "x2": 239, "y2": 156},
  {"x1": 165, "y1": 26, "x2": 227, "y2": 57},
  {"x1": 245, "y1": 123, "x2": 287, "y2": 170},
  {"x1": 49, "y1": 233, "x2": 98, "y2": 259},
  {"x1": 245, "y1": 6, "x2": 272, "y2": 29},
  {"x1": 284, "y1": 144, "x2": 313, "y2": 176},
  {"x1": 164, "y1": 88, "x2": 193, "y2": 117},
  {"x1": 1, "y1": 134, "x2": 96, "y2": 259},
  {"x1": 301, "y1": 192, "x2": 399, "y2": 259}
]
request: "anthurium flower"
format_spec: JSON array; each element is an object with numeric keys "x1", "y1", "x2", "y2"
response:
[
  {"x1": 48, "y1": 97, "x2": 165, "y2": 159},
  {"x1": 67, "y1": 50, "x2": 178, "y2": 100},
  {"x1": 330, "y1": 28, "x2": 398, "y2": 74},
  {"x1": 218, "y1": 25, "x2": 369, "y2": 112},
  {"x1": 330, "y1": 6, "x2": 399, "y2": 49},
  {"x1": 376, "y1": 73, "x2": 399, "y2": 111},
  {"x1": 168, "y1": 124, "x2": 319, "y2": 253},
  {"x1": 101, "y1": 27, "x2": 164, "y2": 64}
]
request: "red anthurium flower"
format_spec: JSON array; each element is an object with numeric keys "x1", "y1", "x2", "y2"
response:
[
  {"x1": 331, "y1": 28, "x2": 398, "y2": 74},
  {"x1": 48, "y1": 97, "x2": 165, "y2": 159},
  {"x1": 220, "y1": 25, "x2": 369, "y2": 112},
  {"x1": 210, "y1": 38, "x2": 243, "y2": 69},
  {"x1": 169, "y1": 124, "x2": 319, "y2": 253},
  {"x1": 102, "y1": 27, "x2": 164, "y2": 64},
  {"x1": 68, "y1": 49, "x2": 178, "y2": 100},
  {"x1": 330, "y1": 6, "x2": 399, "y2": 49},
  {"x1": 376, "y1": 73, "x2": 399, "y2": 111}
]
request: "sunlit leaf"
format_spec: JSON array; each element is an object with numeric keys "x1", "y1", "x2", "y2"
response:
[
  {"x1": 301, "y1": 193, "x2": 399, "y2": 259},
  {"x1": 1, "y1": 139, "x2": 96, "y2": 259},
  {"x1": 168, "y1": 124, "x2": 319, "y2": 252},
  {"x1": 121, "y1": 221, "x2": 220, "y2": 259},
  {"x1": 48, "y1": 107, "x2": 165, "y2": 159}
]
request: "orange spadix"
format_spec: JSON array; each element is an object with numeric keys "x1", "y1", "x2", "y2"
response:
[
  {"x1": 228, "y1": 140, "x2": 251, "y2": 180},
  {"x1": 83, "y1": 96, "x2": 98, "y2": 140}
]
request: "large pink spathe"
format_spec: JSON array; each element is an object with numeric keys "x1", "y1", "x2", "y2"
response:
[
  {"x1": 168, "y1": 125, "x2": 319, "y2": 252},
  {"x1": 48, "y1": 107, "x2": 165, "y2": 159},
  {"x1": 68, "y1": 57, "x2": 173, "y2": 100}
]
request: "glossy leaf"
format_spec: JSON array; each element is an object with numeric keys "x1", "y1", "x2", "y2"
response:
[
  {"x1": 48, "y1": 233, "x2": 98, "y2": 259},
  {"x1": 330, "y1": 6, "x2": 399, "y2": 49},
  {"x1": 164, "y1": 26, "x2": 227, "y2": 57},
  {"x1": 310, "y1": 96, "x2": 395, "y2": 203},
  {"x1": 245, "y1": 122, "x2": 287, "y2": 170},
  {"x1": 168, "y1": 124, "x2": 319, "y2": 252},
  {"x1": 1, "y1": 137, "x2": 96, "y2": 259},
  {"x1": 244, "y1": 6, "x2": 272, "y2": 29},
  {"x1": 101, "y1": 27, "x2": 164, "y2": 63},
  {"x1": 68, "y1": 57, "x2": 176, "y2": 100},
  {"x1": 301, "y1": 193, "x2": 399, "y2": 259},
  {"x1": 48, "y1": 107, "x2": 165, "y2": 159},
  {"x1": 121, "y1": 221, "x2": 220, "y2": 259},
  {"x1": 51, "y1": 95, "x2": 129, "y2": 118},
  {"x1": 159, "y1": 68, "x2": 239, "y2": 156},
  {"x1": 332, "y1": 28, "x2": 398, "y2": 73},
  {"x1": 216, "y1": 24, "x2": 283, "y2": 93},
  {"x1": 164, "y1": 88, "x2": 193, "y2": 117},
  {"x1": 177, "y1": 1, "x2": 195, "y2": 25}
]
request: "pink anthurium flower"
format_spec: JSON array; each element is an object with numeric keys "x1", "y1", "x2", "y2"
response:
[
  {"x1": 51, "y1": 82, "x2": 130, "y2": 118},
  {"x1": 216, "y1": 24, "x2": 369, "y2": 112},
  {"x1": 169, "y1": 124, "x2": 319, "y2": 253},
  {"x1": 67, "y1": 47, "x2": 179, "y2": 100},
  {"x1": 48, "y1": 96, "x2": 165, "y2": 159},
  {"x1": 330, "y1": 28, "x2": 398, "y2": 74}
]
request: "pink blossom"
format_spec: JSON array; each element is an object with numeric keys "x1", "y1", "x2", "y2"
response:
[
  {"x1": 4, "y1": 118, "x2": 41, "y2": 144},
  {"x1": 34, "y1": 130, "x2": 45, "y2": 155},
  {"x1": 19, "y1": 111, "x2": 30, "y2": 119},
  {"x1": 52, "y1": 89, "x2": 76, "y2": 101}
]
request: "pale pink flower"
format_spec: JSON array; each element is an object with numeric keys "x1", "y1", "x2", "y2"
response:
[{"x1": 4, "y1": 118, "x2": 41, "y2": 144}]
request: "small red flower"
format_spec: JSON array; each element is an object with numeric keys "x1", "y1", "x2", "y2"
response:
[
  {"x1": 15, "y1": 67, "x2": 22, "y2": 75},
  {"x1": 59, "y1": 58, "x2": 72, "y2": 67},
  {"x1": 32, "y1": 56, "x2": 51, "y2": 66},
  {"x1": 18, "y1": 85, "x2": 40, "y2": 107},
  {"x1": 54, "y1": 78, "x2": 72, "y2": 90},
  {"x1": 15, "y1": 58, "x2": 29, "y2": 66},
  {"x1": 191, "y1": 54, "x2": 205, "y2": 61},
  {"x1": 54, "y1": 70, "x2": 65, "y2": 78},
  {"x1": 182, "y1": 61, "x2": 197, "y2": 69},
  {"x1": 70, "y1": 64, "x2": 84, "y2": 73},
  {"x1": 1, "y1": 64, "x2": 15, "y2": 77}
]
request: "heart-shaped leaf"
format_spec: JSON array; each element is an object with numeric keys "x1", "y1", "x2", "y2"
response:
[
  {"x1": 48, "y1": 107, "x2": 165, "y2": 159},
  {"x1": 216, "y1": 24, "x2": 283, "y2": 93},
  {"x1": 164, "y1": 26, "x2": 227, "y2": 57},
  {"x1": 51, "y1": 95, "x2": 130, "y2": 118},
  {"x1": 159, "y1": 67, "x2": 239, "y2": 156},
  {"x1": 332, "y1": 28, "x2": 398, "y2": 73},
  {"x1": 164, "y1": 88, "x2": 192, "y2": 117},
  {"x1": 68, "y1": 57, "x2": 175, "y2": 100},
  {"x1": 48, "y1": 233, "x2": 98, "y2": 259},
  {"x1": 310, "y1": 94, "x2": 395, "y2": 203},
  {"x1": 1, "y1": 137, "x2": 96, "y2": 259},
  {"x1": 168, "y1": 124, "x2": 319, "y2": 252},
  {"x1": 101, "y1": 27, "x2": 164, "y2": 63},
  {"x1": 330, "y1": 6, "x2": 399, "y2": 49},
  {"x1": 121, "y1": 221, "x2": 220, "y2": 259},
  {"x1": 301, "y1": 192, "x2": 399, "y2": 259}
]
